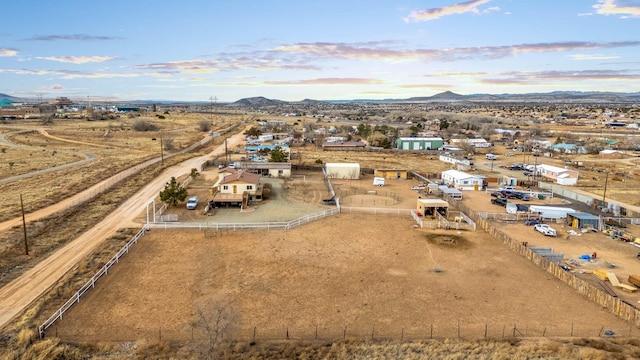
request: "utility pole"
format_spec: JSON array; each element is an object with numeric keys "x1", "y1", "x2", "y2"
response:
[
  {"x1": 602, "y1": 170, "x2": 609, "y2": 205},
  {"x1": 160, "y1": 134, "x2": 164, "y2": 164},
  {"x1": 20, "y1": 194, "x2": 28, "y2": 256}
]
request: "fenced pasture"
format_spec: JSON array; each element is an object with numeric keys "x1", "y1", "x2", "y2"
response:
[{"x1": 48, "y1": 214, "x2": 632, "y2": 343}]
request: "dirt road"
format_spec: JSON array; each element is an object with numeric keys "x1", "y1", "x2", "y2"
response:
[{"x1": 0, "y1": 130, "x2": 248, "y2": 330}]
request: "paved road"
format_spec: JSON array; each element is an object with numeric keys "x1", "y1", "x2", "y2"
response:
[{"x1": 0, "y1": 129, "x2": 248, "y2": 330}]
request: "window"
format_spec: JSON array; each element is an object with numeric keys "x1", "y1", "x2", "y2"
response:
[
  {"x1": 223, "y1": 185, "x2": 228, "y2": 190},
  {"x1": 246, "y1": 185, "x2": 253, "y2": 190}
]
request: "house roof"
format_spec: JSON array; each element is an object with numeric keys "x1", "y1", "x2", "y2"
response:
[
  {"x1": 537, "y1": 164, "x2": 576, "y2": 174},
  {"x1": 568, "y1": 212, "x2": 599, "y2": 221},
  {"x1": 418, "y1": 199, "x2": 449, "y2": 207},
  {"x1": 398, "y1": 137, "x2": 443, "y2": 141},
  {"x1": 321, "y1": 141, "x2": 366, "y2": 147},
  {"x1": 442, "y1": 169, "x2": 481, "y2": 180},
  {"x1": 551, "y1": 143, "x2": 577, "y2": 150},
  {"x1": 219, "y1": 171, "x2": 260, "y2": 185},
  {"x1": 600, "y1": 149, "x2": 622, "y2": 154}
]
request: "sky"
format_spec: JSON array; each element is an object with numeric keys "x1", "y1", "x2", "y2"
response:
[{"x1": 1, "y1": 0, "x2": 639, "y2": 102}]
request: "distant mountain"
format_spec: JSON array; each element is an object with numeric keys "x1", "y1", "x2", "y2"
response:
[
  {"x1": 229, "y1": 96, "x2": 287, "y2": 107},
  {"x1": 0, "y1": 93, "x2": 20, "y2": 101}
]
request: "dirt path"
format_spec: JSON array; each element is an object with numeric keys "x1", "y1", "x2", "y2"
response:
[
  {"x1": 0, "y1": 129, "x2": 96, "y2": 185},
  {"x1": 0, "y1": 130, "x2": 248, "y2": 329}
]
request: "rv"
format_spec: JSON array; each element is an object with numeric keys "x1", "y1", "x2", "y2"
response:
[
  {"x1": 373, "y1": 177, "x2": 385, "y2": 186},
  {"x1": 486, "y1": 154, "x2": 497, "y2": 160}
]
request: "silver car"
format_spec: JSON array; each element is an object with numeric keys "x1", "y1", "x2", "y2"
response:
[{"x1": 186, "y1": 197, "x2": 198, "y2": 210}]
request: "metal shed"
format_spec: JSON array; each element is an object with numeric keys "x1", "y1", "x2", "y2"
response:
[{"x1": 567, "y1": 212, "x2": 601, "y2": 231}]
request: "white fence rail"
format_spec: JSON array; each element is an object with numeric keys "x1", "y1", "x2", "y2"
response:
[
  {"x1": 340, "y1": 207, "x2": 413, "y2": 216},
  {"x1": 38, "y1": 225, "x2": 150, "y2": 338},
  {"x1": 149, "y1": 208, "x2": 340, "y2": 231}
]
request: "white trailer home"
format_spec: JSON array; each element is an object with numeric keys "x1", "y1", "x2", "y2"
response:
[
  {"x1": 325, "y1": 163, "x2": 361, "y2": 179},
  {"x1": 441, "y1": 170, "x2": 483, "y2": 191}
]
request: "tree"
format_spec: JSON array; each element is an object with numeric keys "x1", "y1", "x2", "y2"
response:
[
  {"x1": 159, "y1": 176, "x2": 188, "y2": 207},
  {"x1": 244, "y1": 126, "x2": 262, "y2": 137},
  {"x1": 192, "y1": 297, "x2": 237, "y2": 360},
  {"x1": 269, "y1": 146, "x2": 288, "y2": 162},
  {"x1": 190, "y1": 168, "x2": 200, "y2": 179}
]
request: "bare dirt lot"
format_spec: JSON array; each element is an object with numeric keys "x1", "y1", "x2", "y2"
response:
[{"x1": 53, "y1": 173, "x2": 633, "y2": 343}]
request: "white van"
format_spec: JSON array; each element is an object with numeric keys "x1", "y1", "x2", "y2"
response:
[
  {"x1": 373, "y1": 177, "x2": 385, "y2": 186},
  {"x1": 486, "y1": 154, "x2": 497, "y2": 160}
]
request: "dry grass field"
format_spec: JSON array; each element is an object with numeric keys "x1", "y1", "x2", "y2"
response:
[{"x1": 5, "y1": 115, "x2": 640, "y2": 359}]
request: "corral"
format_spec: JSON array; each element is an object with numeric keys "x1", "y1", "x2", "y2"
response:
[{"x1": 50, "y1": 170, "x2": 632, "y2": 342}]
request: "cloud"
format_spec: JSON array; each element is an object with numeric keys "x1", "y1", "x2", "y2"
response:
[
  {"x1": 569, "y1": 54, "x2": 621, "y2": 60},
  {"x1": 593, "y1": 0, "x2": 640, "y2": 18},
  {"x1": 51, "y1": 85, "x2": 64, "y2": 90},
  {"x1": 37, "y1": 56, "x2": 118, "y2": 64},
  {"x1": 0, "y1": 68, "x2": 171, "y2": 79},
  {"x1": 479, "y1": 69, "x2": 640, "y2": 85},
  {"x1": 130, "y1": 58, "x2": 320, "y2": 74},
  {"x1": 274, "y1": 41, "x2": 640, "y2": 62},
  {"x1": 404, "y1": 0, "x2": 492, "y2": 22},
  {"x1": 0, "y1": 48, "x2": 18, "y2": 57},
  {"x1": 264, "y1": 78, "x2": 385, "y2": 85},
  {"x1": 26, "y1": 34, "x2": 122, "y2": 41},
  {"x1": 397, "y1": 83, "x2": 454, "y2": 90}
]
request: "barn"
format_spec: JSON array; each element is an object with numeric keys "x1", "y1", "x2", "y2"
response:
[
  {"x1": 417, "y1": 198, "x2": 449, "y2": 218},
  {"x1": 325, "y1": 163, "x2": 361, "y2": 179}
]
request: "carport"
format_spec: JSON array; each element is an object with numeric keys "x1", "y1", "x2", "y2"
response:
[
  {"x1": 417, "y1": 198, "x2": 449, "y2": 218},
  {"x1": 567, "y1": 212, "x2": 601, "y2": 231}
]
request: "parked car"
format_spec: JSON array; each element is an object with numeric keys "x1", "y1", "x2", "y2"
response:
[
  {"x1": 534, "y1": 224, "x2": 557, "y2": 237},
  {"x1": 506, "y1": 152, "x2": 515, "y2": 157},
  {"x1": 501, "y1": 190, "x2": 519, "y2": 199},
  {"x1": 524, "y1": 219, "x2": 540, "y2": 226},
  {"x1": 490, "y1": 191, "x2": 504, "y2": 198},
  {"x1": 186, "y1": 197, "x2": 199, "y2": 210},
  {"x1": 499, "y1": 186, "x2": 518, "y2": 192},
  {"x1": 491, "y1": 197, "x2": 508, "y2": 206}
]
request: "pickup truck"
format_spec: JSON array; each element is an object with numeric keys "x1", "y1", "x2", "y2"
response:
[{"x1": 534, "y1": 224, "x2": 557, "y2": 237}]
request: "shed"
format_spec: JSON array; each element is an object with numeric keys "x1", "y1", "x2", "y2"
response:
[
  {"x1": 599, "y1": 149, "x2": 624, "y2": 159},
  {"x1": 374, "y1": 169, "x2": 408, "y2": 180},
  {"x1": 417, "y1": 198, "x2": 449, "y2": 218},
  {"x1": 325, "y1": 163, "x2": 360, "y2": 179},
  {"x1": 567, "y1": 212, "x2": 600, "y2": 230}
]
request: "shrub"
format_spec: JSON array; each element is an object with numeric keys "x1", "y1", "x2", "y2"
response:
[{"x1": 132, "y1": 119, "x2": 158, "y2": 131}]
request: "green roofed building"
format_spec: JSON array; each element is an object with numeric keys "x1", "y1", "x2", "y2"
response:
[
  {"x1": 0, "y1": 98, "x2": 16, "y2": 107},
  {"x1": 396, "y1": 137, "x2": 444, "y2": 151}
]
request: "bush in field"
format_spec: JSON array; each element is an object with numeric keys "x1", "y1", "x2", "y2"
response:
[
  {"x1": 200, "y1": 119, "x2": 212, "y2": 132},
  {"x1": 163, "y1": 137, "x2": 174, "y2": 151},
  {"x1": 132, "y1": 119, "x2": 158, "y2": 131}
]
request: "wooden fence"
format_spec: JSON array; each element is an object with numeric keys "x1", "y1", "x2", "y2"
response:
[{"x1": 464, "y1": 202, "x2": 640, "y2": 328}]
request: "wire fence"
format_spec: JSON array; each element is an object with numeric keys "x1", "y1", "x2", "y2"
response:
[{"x1": 50, "y1": 322, "x2": 632, "y2": 343}]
